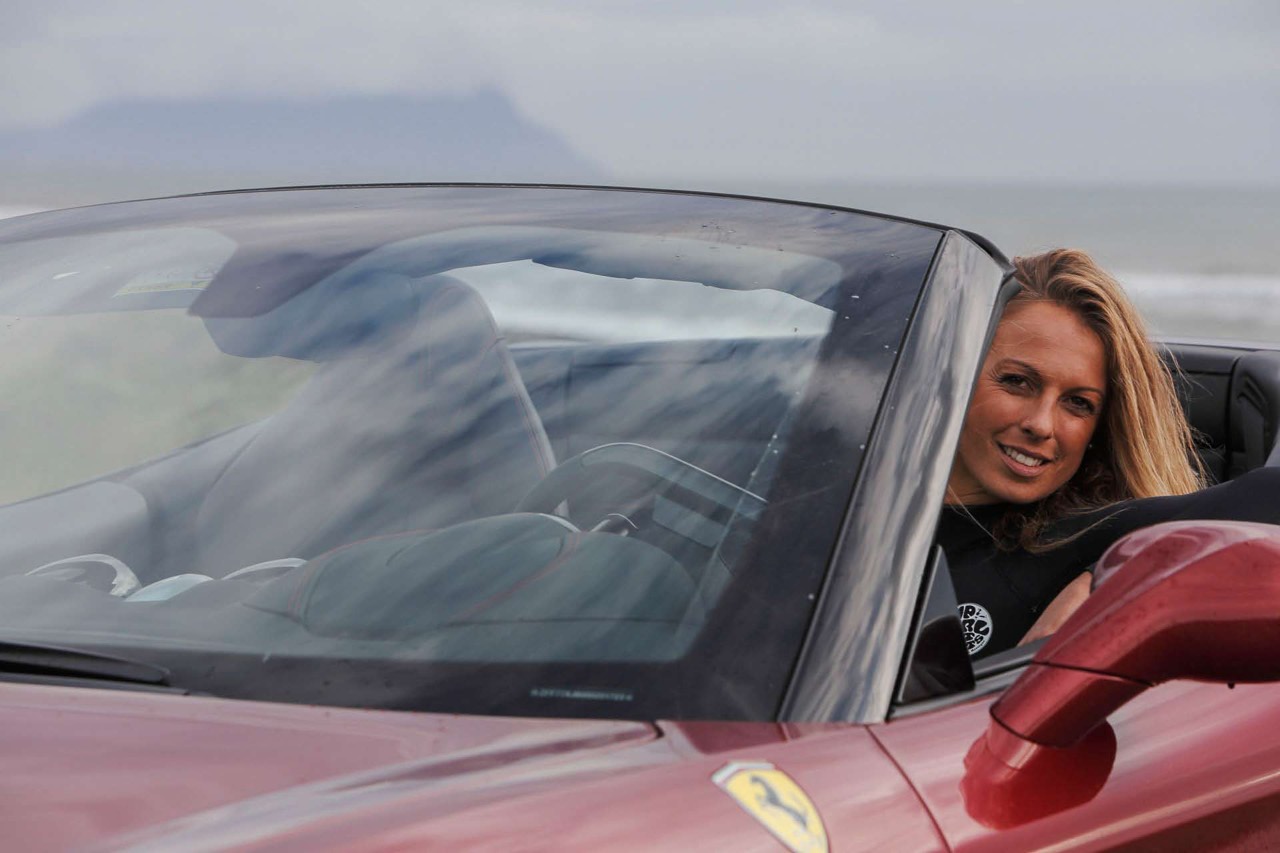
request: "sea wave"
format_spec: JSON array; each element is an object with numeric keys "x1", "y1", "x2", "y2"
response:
[{"x1": 1120, "y1": 271, "x2": 1280, "y2": 344}]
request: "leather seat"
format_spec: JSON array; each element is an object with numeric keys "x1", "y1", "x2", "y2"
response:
[{"x1": 195, "y1": 274, "x2": 554, "y2": 576}]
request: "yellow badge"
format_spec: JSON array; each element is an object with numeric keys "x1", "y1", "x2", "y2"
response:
[{"x1": 713, "y1": 761, "x2": 828, "y2": 853}]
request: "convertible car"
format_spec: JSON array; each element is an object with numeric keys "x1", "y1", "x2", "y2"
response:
[{"x1": 2, "y1": 185, "x2": 1280, "y2": 850}]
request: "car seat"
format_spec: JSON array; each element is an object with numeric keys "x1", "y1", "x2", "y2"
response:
[{"x1": 194, "y1": 273, "x2": 554, "y2": 576}]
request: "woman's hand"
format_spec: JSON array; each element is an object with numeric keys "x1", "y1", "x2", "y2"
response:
[{"x1": 1019, "y1": 571, "x2": 1092, "y2": 646}]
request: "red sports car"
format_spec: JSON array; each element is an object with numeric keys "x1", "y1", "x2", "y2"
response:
[{"x1": 1, "y1": 185, "x2": 1278, "y2": 850}]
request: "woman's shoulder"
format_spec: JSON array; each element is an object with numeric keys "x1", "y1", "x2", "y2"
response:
[
  {"x1": 1050, "y1": 466, "x2": 1280, "y2": 542},
  {"x1": 940, "y1": 466, "x2": 1280, "y2": 571},
  {"x1": 1148, "y1": 466, "x2": 1280, "y2": 524}
]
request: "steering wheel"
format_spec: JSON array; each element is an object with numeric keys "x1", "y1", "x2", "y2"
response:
[
  {"x1": 516, "y1": 443, "x2": 766, "y2": 532},
  {"x1": 25, "y1": 553, "x2": 141, "y2": 598}
]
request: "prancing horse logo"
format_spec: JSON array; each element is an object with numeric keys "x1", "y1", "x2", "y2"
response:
[
  {"x1": 712, "y1": 761, "x2": 828, "y2": 853},
  {"x1": 750, "y1": 773, "x2": 810, "y2": 830}
]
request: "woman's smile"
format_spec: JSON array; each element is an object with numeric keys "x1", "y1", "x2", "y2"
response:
[{"x1": 998, "y1": 442, "x2": 1051, "y2": 474}]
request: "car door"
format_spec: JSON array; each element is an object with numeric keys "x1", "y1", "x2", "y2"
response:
[{"x1": 875, "y1": 677, "x2": 1280, "y2": 849}]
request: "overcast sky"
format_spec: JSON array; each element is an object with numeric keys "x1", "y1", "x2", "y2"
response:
[{"x1": 2, "y1": 0, "x2": 1277, "y2": 185}]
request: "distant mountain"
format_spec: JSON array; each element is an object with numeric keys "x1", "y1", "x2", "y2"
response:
[{"x1": 0, "y1": 91, "x2": 602, "y2": 184}]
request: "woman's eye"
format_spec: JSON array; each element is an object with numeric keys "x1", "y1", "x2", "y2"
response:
[
  {"x1": 1066, "y1": 396, "x2": 1097, "y2": 415},
  {"x1": 997, "y1": 373, "x2": 1029, "y2": 389}
]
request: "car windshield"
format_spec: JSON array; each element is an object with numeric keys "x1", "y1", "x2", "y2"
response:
[{"x1": 0, "y1": 187, "x2": 939, "y2": 720}]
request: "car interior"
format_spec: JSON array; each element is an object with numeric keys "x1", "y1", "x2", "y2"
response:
[
  {"x1": 0, "y1": 240, "x2": 837, "y2": 697},
  {"x1": 1169, "y1": 341, "x2": 1280, "y2": 481}
]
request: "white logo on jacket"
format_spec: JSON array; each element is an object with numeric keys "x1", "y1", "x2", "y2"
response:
[{"x1": 957, "y1": 602, "x2": 992, "y2": 654}]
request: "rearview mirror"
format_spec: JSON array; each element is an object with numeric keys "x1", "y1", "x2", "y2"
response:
[{"x1": 962, "y1": 519, "x2": 1280, "y2": 826}]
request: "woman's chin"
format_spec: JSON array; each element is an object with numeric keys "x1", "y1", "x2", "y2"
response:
[{"x1": 988, "y1": 476, "x2": 1059, "y2": 505}]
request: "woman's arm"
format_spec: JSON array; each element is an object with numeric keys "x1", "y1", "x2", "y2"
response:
[
  {"x1": 1019, "y1": 570, "x2": 1092, "y2": 645},
  {"x1": 1023, "y1": 468, "x2": 1280, "y2": 646}
]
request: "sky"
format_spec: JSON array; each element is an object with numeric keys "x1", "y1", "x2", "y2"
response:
[{"x1": 1, "y1": 0, "x2": 1277, "y2": 185}]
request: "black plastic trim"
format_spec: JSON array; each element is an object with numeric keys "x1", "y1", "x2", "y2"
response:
[{"x1": 893, "y1": 545, "x2": 975, "y2": 705}]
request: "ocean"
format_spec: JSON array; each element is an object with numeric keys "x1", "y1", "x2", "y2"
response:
[{"x1": 4, "y1": 181, "x2": 1278, "y2": 344}]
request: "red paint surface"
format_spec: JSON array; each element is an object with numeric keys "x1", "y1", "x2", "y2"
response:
[
  {"x1": 0, "y1": 684, "x2": 940, "y2": 851},
  {"x1": 9, "y1": 677, "x2": 1280, "y2": 850},
  {"x1": 129, "y1": 723, "x2": 941, "y2": 852},
  {"x1": 0, "y1": 682, "x2": 651, "y2": 850}
]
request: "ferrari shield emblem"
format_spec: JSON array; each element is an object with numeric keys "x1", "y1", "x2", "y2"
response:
[{"x1": 713, "y1": 761, "x2": 828, "y2": 853}]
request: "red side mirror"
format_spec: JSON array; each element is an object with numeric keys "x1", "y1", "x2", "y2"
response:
[
  {"x1": 996, "y1": 520, "x2": 1280, "y2": 748},
  {"x1": 963, "y1": 520, "x2": 1280, "y2": 826}
]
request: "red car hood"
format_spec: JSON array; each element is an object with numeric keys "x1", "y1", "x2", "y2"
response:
[{"x1": 0, "y1": 681, "x2": 658, "y2": 851}]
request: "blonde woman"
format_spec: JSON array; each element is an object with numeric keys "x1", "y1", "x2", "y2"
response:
[{"x1": 938, "y1": 248, "x2": 1260, "y2": 659}]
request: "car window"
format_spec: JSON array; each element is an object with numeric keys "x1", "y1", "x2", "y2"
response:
[{"x1": 0, "y1": 187, "x2": 938, "y2": 721}]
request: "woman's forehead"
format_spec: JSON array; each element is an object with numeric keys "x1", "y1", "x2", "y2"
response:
[{"x1": 991, "y1": 301, "x2": 1107, "y2": 391}]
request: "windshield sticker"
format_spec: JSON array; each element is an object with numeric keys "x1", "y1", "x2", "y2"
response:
[
  {"x1": 113, "y1": 266, "x2": 217, "y2": 297},
  {"x1": 713, "y1": 761, "x2": 828, "y2": 853},
  {"x1": 529, "y1": 686, "x2": 634, "y2": 703},
  {"x1": 958, "y1": 602, "x2": 993, "y2": 655}
]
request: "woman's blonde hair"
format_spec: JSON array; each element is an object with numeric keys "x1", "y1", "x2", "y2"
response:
[{"x1": 1000, "y1": 249, "x2": 1204, "y2": 549}]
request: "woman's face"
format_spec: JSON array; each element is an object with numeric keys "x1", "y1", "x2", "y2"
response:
[{"x1": 948, "y1": 300, "x2": 1107, "y2": 505}]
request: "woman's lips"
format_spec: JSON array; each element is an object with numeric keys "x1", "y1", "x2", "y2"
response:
[{"x1": 998, "y1": 443, "x2": 1050, "y2": 477}]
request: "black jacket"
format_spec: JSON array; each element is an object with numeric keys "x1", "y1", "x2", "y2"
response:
[{"x1": 938, "y1": 467, "x2": 1280, "y2": 659}]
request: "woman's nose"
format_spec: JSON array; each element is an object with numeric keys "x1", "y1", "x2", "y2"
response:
[{"x1": 1019, "y1": 397, "x2": 1055, "y2": 438}]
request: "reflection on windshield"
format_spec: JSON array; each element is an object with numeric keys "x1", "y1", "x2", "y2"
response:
[
  {"x1": 458, "y1": 260, "x2": 831, "y2": 344},
  {"x1": 0, "y1": 312, "x2": 313, "y2": 504},
  {"x1": 0, "y1": 190, "x2": 918, "y2": 721}
]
